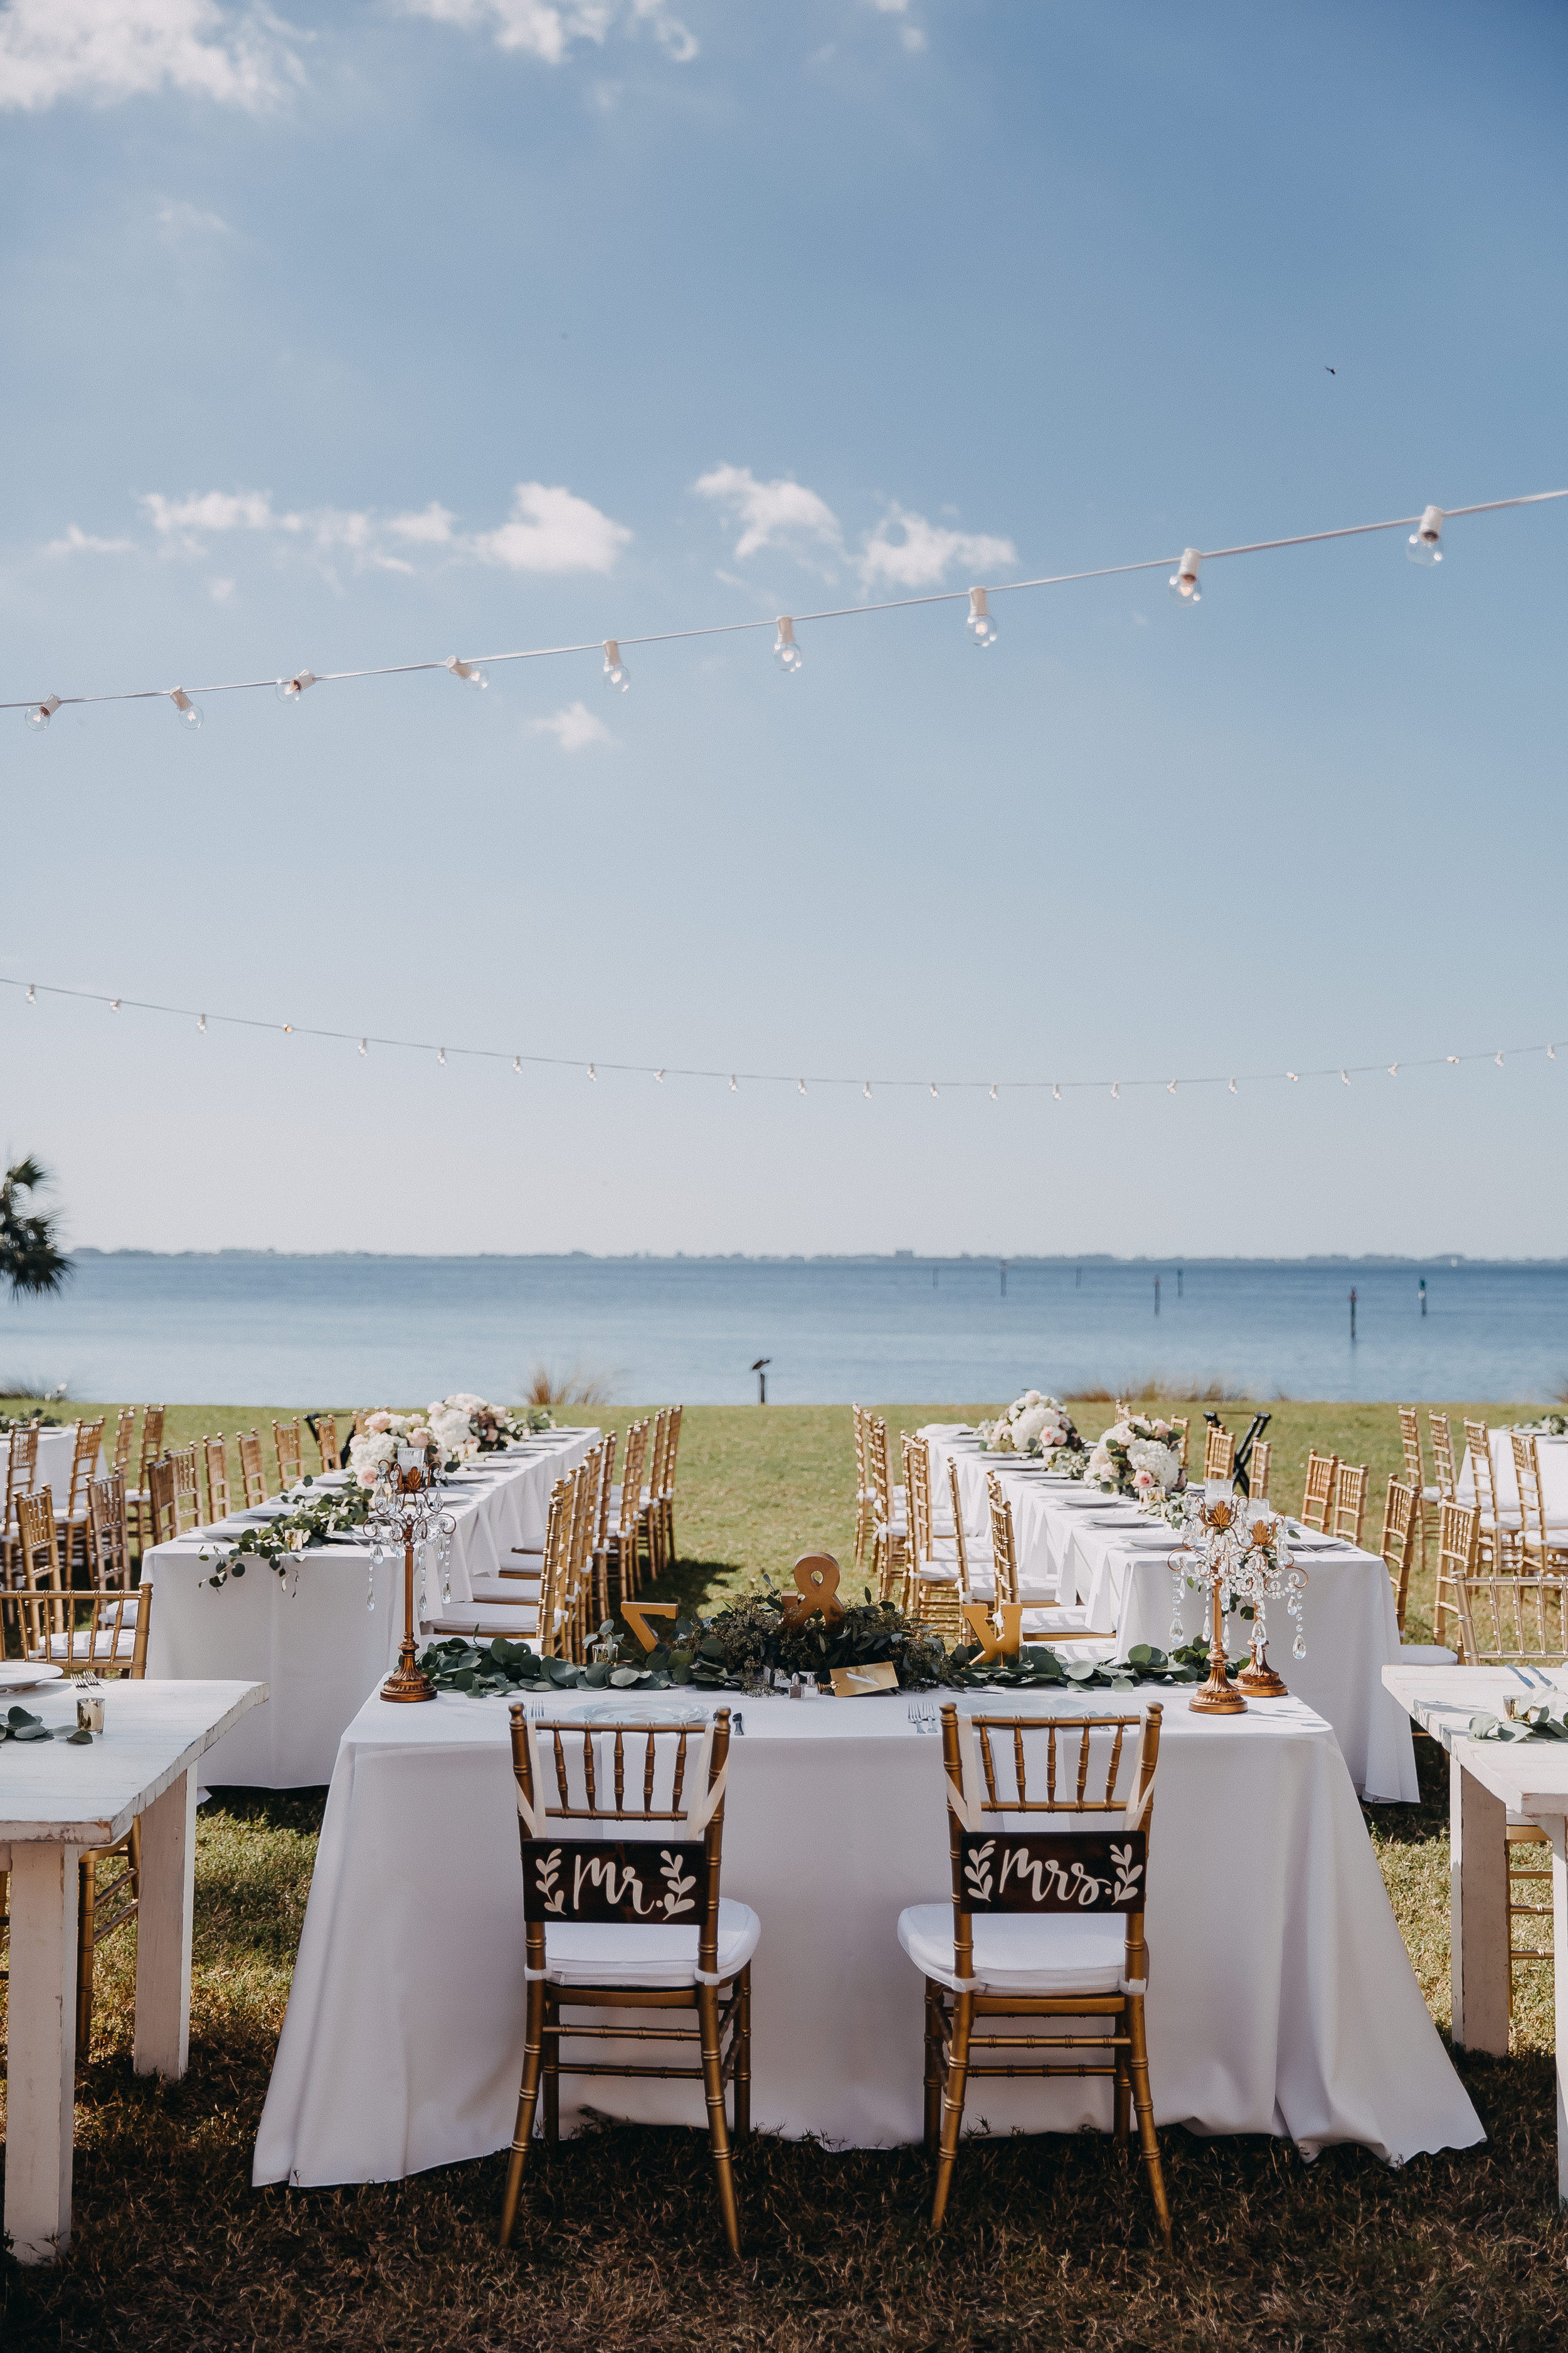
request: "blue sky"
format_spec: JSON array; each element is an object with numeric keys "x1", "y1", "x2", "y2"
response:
[{"x1": 1, "y1": 0, "x2": 1565, "y2": 1258}]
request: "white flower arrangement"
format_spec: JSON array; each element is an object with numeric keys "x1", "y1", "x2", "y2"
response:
[
  {"x1": 347, "y1": 1395, "x2": 554, "y2": 1485},
  {"x1": 976, "y1": 1390, "x2": 1087, "y2": 1470},
  {"x1": 347, "y1": 1410, "x2": 433, "y2": 1489},
  {"x1": 1085, "y1": 1415, "x2": 1185, "y2": 1502}
]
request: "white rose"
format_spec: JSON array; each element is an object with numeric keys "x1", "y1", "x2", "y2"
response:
[
  {"x1": 1011, "y1": 1405, "x2": 1050, "y2": 1453},
  {"x1": 1126, "y1": 1438, "x2": 1180, "y2": 1490}
]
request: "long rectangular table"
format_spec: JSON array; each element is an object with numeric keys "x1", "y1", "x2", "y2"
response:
[
  {"x1": 255, "y1": 1682, "x2": 1480, "y2": 2189},
  {"x1": 139, "y1": 1431, "x2": 597, "y2": 1785},
  {"x1": 924, "y1": 1427, "x2": 1419, "y2": 1802},
  {"x1": 1381, "y1": 1662, "x2": 1568, "y2": 2205},
  {"x1": 2, "y1": 1678, "x2": 266, "y2": 2261}
]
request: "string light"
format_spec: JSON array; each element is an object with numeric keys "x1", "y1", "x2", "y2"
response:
[
  {"x1": 1495, "y1": 1049, "x2": 1505, "y2": 1066},
  {"x1": 601, "y1": 639, "x2": 630, "y2": 693},
  {"x1": 1407, "y1": 506, "x2": 1444, "y2": 568},
  {"x1": 773, "y1": 616, "x2": 804, "y2": 675},
  {"x1": 445, "y1": 656, "x2": 487, "y2": 691},
  {"x1": 930, "y1": 1081, "x2": 939, "y2": 1098},
  {"x1": 965, "y1": 587, "x2": 998, "y2": 649},
  {"x1": 438, "y1": 1047, "x2": 447, "y2": 1066},
  {"x1": 1, "y1": 977, "x2": 1563, "y2": 1105},
  {"x1": 1387, "y1": 1063, "x2": 1398, "y2": 1077},
  {"x1": 168, "y1": 687, "x2": 202, "y2": 730},
  {"x1": 655, "y1": 1067, "x2": 665, "y2": 1082},
  {"x1": 6, "y1": 487, "x2": 1563, "y2": 732}
]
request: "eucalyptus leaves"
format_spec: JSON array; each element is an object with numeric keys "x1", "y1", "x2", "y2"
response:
[
  {"x1": 201, "y1": 1480, "x2": 372, "y2": 1590},
  {"x1": 1469, "y1": 1696, "x2": 1568, "y2": 1742},
  {"x1": 0, "y1": 1703, "x2": 93, "y2": 1745}
]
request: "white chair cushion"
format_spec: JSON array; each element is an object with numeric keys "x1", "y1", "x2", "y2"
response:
[
  {"x1": 1398, "y1": 1642, "x2": 1458, "y2": 1664},
  {"x1": 898, "y1": 1903, "x2": 1128, "y2": 1995},
  {"x1": 95, "y1": 1594, "x2": 140, "y2": 1623},
  {"x1": 37, "y1": 1632, "x2": 138, "y2": 1662},
  {"x1": 541, "y1": 1897, "x2": 760, "y2": 1988}
]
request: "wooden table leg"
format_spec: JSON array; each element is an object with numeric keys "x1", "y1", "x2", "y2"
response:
[
  {"x1": 1449, "y1": 1751, "x2": 1510, "y2": 2055},
  {"x1": 4, "y1": 1841, "x2": 78, "y2": 2263},
  {"x1": 134, "y1": 1765, "x2": 196, "y2": 2078}
]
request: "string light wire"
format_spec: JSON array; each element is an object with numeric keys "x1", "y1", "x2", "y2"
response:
[
  {"x1": 4, "y1": 975, "x2": 1563, "y2": 1099},
  {"x1": 4, "y1": 489, "x2": 1563, "y2": 718}
]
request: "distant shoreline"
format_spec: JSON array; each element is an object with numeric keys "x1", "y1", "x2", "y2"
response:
[{"x1": 66, "y1": 1248, "x2": 1568, "y2": 1268}]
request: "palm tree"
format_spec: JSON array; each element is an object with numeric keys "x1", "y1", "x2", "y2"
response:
[{"x1": 0, "y1": 1156, "x2": 71, "y2": 1299}]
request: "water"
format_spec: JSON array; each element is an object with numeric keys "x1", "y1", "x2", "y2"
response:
[{"x1": 0, "y1": 1253, "x2": 1564, "y2": 1407}]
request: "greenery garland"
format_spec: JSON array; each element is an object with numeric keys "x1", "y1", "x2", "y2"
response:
[{"x1": 201, "y1": 1479, "x2": 372, "y2": 1588}]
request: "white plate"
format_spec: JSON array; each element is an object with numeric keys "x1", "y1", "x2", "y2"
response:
[{"x1": 0, "y1": 1661, "x2": 66, "y2": 1692}]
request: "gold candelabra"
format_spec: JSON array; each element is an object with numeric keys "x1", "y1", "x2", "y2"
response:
[{"x1": 368, "y1": 1448, "x2": 455, "y2": 1705}]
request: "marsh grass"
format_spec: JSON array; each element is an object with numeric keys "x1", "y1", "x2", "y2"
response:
[{"x1": 2, "y1": 1400, "x2": 1564, "y2": 2348}]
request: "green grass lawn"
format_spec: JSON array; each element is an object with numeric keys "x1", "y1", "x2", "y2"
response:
[{"x1": 2, "y1": 1398, "x2": 1564, "y2": 2349}]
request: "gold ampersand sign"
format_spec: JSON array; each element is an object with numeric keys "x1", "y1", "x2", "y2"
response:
[{"x1": 780, "y1": 1551, "x2": 846, "y2": 1628}]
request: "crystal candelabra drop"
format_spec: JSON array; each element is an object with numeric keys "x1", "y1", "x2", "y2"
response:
[
  {"x1": 1168, "y1": 1482, "x2": 1306, "y2": 1715},
  {"x1": 366, "y1": 1446, "x2": 455, "y2": 1703}
]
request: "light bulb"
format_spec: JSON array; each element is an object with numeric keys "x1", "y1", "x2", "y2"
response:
[
  {"x1": 169, "y1": 688, "x2": 203, "y2": 730},
  {"x1": 1168, "y1": 549, "x2": 1202, "y2": 607},
  {"x1": 965, "y1": 587, "x2": 998, "y2": 648},
  {"x1": 445, "y1": 656, "x2": 488, "y2": 689},
  {"x1": 275, "y1": 670, "x2": 316, "y2": 704},
  {"x1": 601, "y1": 639, "x2": 630, "y2": 692},
  {"x1": 24, "y1": 694, "x2": 61, "y2": 732},
  {"x1": 773, "y1": 615, "x2": 804, "y2": 674},
  {"x1": 1407, "y1": 504, "x2": 1443, "y2": 567}
]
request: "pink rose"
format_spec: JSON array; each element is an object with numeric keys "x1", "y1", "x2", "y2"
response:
[{"x1": 366, "y1": 1411, "x2": 393, "y2": 1434}]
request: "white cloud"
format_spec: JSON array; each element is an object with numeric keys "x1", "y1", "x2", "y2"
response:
[
  {"x1": 141, "y1": 487, "x2": 283, "y2": 536},
  {"x1": 0, "y1": 1, "x2": 302, "y2": 114},
  {"x1": 866, "y1": 1, "x2": 925, "y2": 51},
  {"x1": 399, "y1": 0, "x2": 695, "y2": 66},
  {"x1": 43, "y1": 523, "x2": 135, "y2": 556},
  {"x1": 154, "y1": 196, "x2": 230, "y2": 237},
  {"x1": 530, "y1": 699, "x2": 612, "y2": 752},
  {"x1": 693, "y1": 464, "x2": 842, "y2": 563},
  {"x1": 208, "y1": 575, "x2": 235, "y2": 603},
  {"x1": 470, "y1": 482, "x2": 631, "y2": 575},
  {"x1": 857, "y1": 507, "x2": 1017, "y2": 589},
  {"x1": 387, "y1": 501, "x2": 457, "y2": 545}
]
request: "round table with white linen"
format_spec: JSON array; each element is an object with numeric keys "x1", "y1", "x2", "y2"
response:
[
  {"x1": 923, "y1": 1426, "x2": 1419, "y2": 1803},
  {"x1": 253, "y1": 1681, "x2": 1480, "y2": 2188},
  {"x1": 139, "y1": 1430, "x2": 598, "y2": 1786}
]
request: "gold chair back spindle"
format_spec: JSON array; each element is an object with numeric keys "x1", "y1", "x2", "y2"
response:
[
  {"x1": 169, "y1": 1443, "x2": 204, "y2": 1537},
  {"x1": 238, "y1": 1430, "x2": 268, "y2": 1507},
  {"x1": 985, "y1": 1471, "x2": 1020, "y2": 1610},
  {"x1": 314, "y1": 1413, "x2": 342, "y2": 1472},
  {"x1": 273, "y1": 1417, "x2": 304, "y2": 1490},
  {"x1": 145, "y1": 1457, "x2": 179, "y2": 1552},
  {"x1": 56, "y1": 1418, "x2": 105, "y2": 1578},
  {"x1": 852, "y1": 1405, "x2": 874, "y2": 1575},
  {"x1": 1330, "y1": 1463, "x2": 1369, "y2": 1548},
  {"x1": 1248, "y1": 1439, "x2": 1271, "y2": 1505},
  {"x1": 203, "y1": 1435, "x2": 231, "y2": 1525},
  {"x1": 660, "y1": 1403, "x2": 684, "y2": 1568},
  {"x1": 112, "y1": 1407, "x2": 137, "y2": 1478},
  {"x1": 1429, "y1": 1411, "x2": 1458, "y2": 1504},
  {"x1": 1202, "y1": 1422, "x2": 1235, "y2": 1483}
]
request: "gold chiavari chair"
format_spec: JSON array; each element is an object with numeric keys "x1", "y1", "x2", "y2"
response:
[
  {"x1": 312, "y1": 1413, "x2": 343, "y2": 1472},
  {"x1": 852, "y1": 1405, "x2": 876, "y2": 1577},
  {"x1": 273, "y1": 1417, "x2": 305, "y2": 1490},
  {"x1": 898, "y1": 1701, "x2": 1170, "y2": 2246},
  {"x1": 112, "y1": 1406, "x2": 137, "y2": 1478},
  {"x1": 867, "y1": 1415, "x2": 908, "y2": 1603},
  {"x1": 238, "y1": 1430, "x2": 268, "y2": 1507},
  {"x1": 145, "y1": 1456, "x2": 179, "y2": 1551},
  {"x1": 1379, "y1": 1477, "x2": 1417, "y2": 1633},
  {"x1": 1248, "y1": 1440, "x2": 1271, "y2": 1504},
  {"x1": 1446, "y1": 1492, "x2": 1564, "y2": 2015},
  {"x1": 127, "y1": 1405, "x2": 165, "y2": 1554},
  {"x1": 640, "y1": 1410, "x2": 670, "y2": 1583},
  {"x1": 500, "y1": 1702, "x2": 754, "y2": 2257},
  {"x1": 1170, "y1": 1417, "x2": 1190, "y2": 1474},
  {"x1": 1398, "y1": 1406, "x2": 1443, "y2": 1586},
  {"x1": 660, "y1": 1403, "x2": 684, "y2": 1570},
  {"x1": 87, "y1": 1473, "x2": 135, "y2": 1600},
  {"x1": 1510, "y1": 1431, "x2": 1568, "y2": 1573},
  {"x1": 1464, "y1": 1420, "x2": 1520, "y2": 1573},
  {"x1": 946, "y1": 1457, "x2": 992, "y2": 1607},
  {"x1": 1300, "y1": 1450, "x2": 1339, "y2": 1534},
  {"x1": 203, "y1": 1435, "x2": 232, "y2": 1525},
  {"x1": 1, "y1": 1421, "x2": 41, "y2": 1593},
  {"x1": 1430, "y1": 1411, "x2": 1458, "y2": 1504},
  {"x1": 169, "y1": 1442, "x2": 205, "y2": 1537},
  {"x1": 1435, "y1": 1497, "x2": 1477, "y2": 1655},
  {"x1": 1330, "y1": 1463, "x2": 1369, "y2": 1548},
  {"x1": 11, "y1": 1487, "x2": 150, "y2": 2054},
  {"x1": 52, "y1": 1418, "x2": 104, "y2": 1580},
  {"x1": 904, "y1": 1436, "x2": 964, "y2": 1640},
  {"x1": 986, "y1": 1470, "x2": 1020, "y2": 1610},
  {"x1": 589, "y1": 1428, "x2": 617, "y2": 1605},
  {"x1": 568, "y1": 1452, "x2": 603, "y2": 1657},
  {"x1": 601, "y1": 1419, "x2": 649, "y2": 1611},
  {"x1": 1202, "y1": 1423, "x2": 1235, "y2": 1483},
  {"x1": 984, "y1": 1472, "x2": 1115, "y2": 1645}
]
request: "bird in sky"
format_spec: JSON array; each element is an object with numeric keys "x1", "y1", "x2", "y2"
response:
[{"x1": 1325, "y1": 364, "x2": 1337, "y2": 374}]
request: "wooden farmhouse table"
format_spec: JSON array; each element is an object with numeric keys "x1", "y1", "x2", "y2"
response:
[
  {"x1": 1, "y1": 1678, "x2": 266, "y2": 2261},
  {"x1": 1381, "y1": 1663, "x2": 1568, "y2": 2204}
]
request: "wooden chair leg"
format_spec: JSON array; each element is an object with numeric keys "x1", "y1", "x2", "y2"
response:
[
  {"x1": 698, "y1": 1982, "x2": 741, "y2": 2257},
  {"x1": 732, "y1": 1967, "x2": 751, "y2": 2140},
  {"x1": 923, "y1": 1980, "x2": 944, "y2": 2149},
  {"x1": 1126, "y1": 1995, "x2": 1172, "y2": 2249},
  {"x1": 543, "y1": 1999, "x2": 561, "y2": 2147},
  {"x1": 499, "y1": 1979, "x2": 548, "y2": 2247},
  {"x1": 1113, "y1": 2031, "x2": 1131, "y2": 2142},
  {"x1": 931, "y1": 1989, "x2": 973, "y2": 2229}
]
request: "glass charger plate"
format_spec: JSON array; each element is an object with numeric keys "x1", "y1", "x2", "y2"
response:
[{"x1": 564, "y1": 1699, "x2": 709, "y2": 1727}]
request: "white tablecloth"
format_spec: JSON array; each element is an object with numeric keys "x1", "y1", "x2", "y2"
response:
[
  {"x1": 140, "y1": 1431, "x2": 597, "y2": 1786},
  {"x1": 254, "y1": 1684, "x2": 1480, "y2": 2186},
  {"x1": 923, "y1": 1428, "x2": 1419, "y2": 1803}
]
